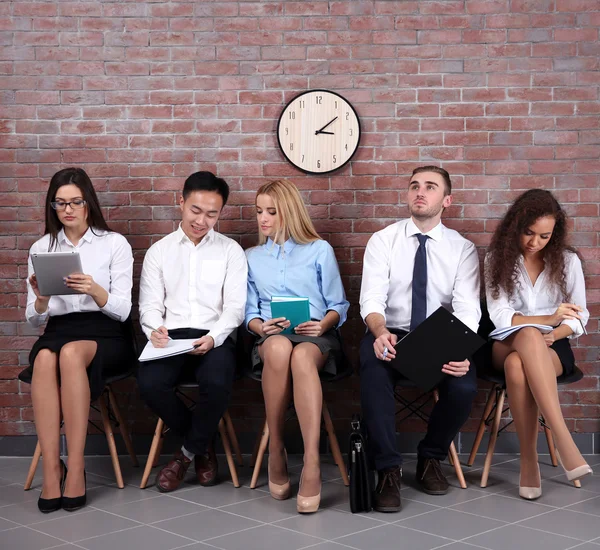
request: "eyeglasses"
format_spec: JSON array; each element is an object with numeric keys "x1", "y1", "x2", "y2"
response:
[{"x1": 50, "y1": 199, "x2": 87, "y2": 211}]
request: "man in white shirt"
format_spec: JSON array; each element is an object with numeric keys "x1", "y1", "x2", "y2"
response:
[
  {"x1": 137, "y1": 171, "x2": 247, "y2": 493},
  {"x1": 359, "y1": 166, "x2": 481, "y2": 512}
]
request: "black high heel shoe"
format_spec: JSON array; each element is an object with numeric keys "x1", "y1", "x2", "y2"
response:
[
  {"x1": 38, "y1": 460, "x2": 67, "y2": 514},
  {"x1": 62, "y1": 470, "x2": 86, "y2": 512}
]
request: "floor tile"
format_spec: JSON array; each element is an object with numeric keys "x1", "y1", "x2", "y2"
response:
[
  {"x1": 0, "y1": 516, "x2": 21, "y2": 531},
  {"x1": 171, "y1": 484, "x2": 267, "y2": 508},
  {"x1": 396, "y1": 508, "x2": 506, "y2": 540},
  {"x1": 109, "y1": 494, "x2": 209, "y2": 524},
  {"x1": 400, "y1": 486, "x2": 488, "y2": 508},
  {"x1": 207, "y1": 524, "x2": 323, "y2": 550},
  {"x1": 75, "y1": 524, "x2": 195, "y2": 550},
  {"x1": 450, "y1": 493, "x2": 554, "y2": 523},
  {"x1": 465, "y1": 524, "x2": 581, "y2": 550},
  {"x1": 219, "y1": 494, "x2": 300, "y2": 523},
  {"x1": 85, "y1": 483, "x2": 161, "y2": 509},
  {"x1": 0, "y1": 484, "x2": 41, "y2": 507},
  {"x1": 498, "y1": 481, "x2": 599, "y2": 508},
  {"x1": 335, "y1": 523, "x2": 451, "y2": 550},
  {"x1": 519, "y1": 509, "x2": 600, "y2": 542},
  {"x1": 274, "y1": 508, "x2": 384, "y2": 540},
  {"x1": 564, "y1": 495, "x2": 600, "y2": 517},
  {"x1": 296, "y1": 543, "x2": 361, "y2": 550},
  {"x1": 31, "y1": 509, "x2": 139, "y2": 542},
  {"x1": 0, "y1": 525, "x2": 66, "y2": 550},
  {"x1": 153, "y1": 508, "x2": 261, "y2": 541},
  {"x1": 0, "y1": 499, "x2": 88, "y2": 526}
]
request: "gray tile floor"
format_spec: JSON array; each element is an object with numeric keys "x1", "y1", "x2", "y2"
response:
[{"x1": 0, "y1": 453, "x2": 599, "y2": 550}]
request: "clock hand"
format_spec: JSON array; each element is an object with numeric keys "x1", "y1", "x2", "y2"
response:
[
  {"x1": 315, "y1": 116, "x2": 338, "y2": 135},
  {"x1": 318, "y1": 131, "x2": 334, "y2": 135}
]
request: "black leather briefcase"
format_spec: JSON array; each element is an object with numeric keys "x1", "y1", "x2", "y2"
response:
[{"x1": 348, "y1": 415, "x2": 373, "y2": 513}]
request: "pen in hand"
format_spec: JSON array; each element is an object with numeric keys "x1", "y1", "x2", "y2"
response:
[
  {"x1": 579, "y1": 318, "x2": 588, "y2": 336},
  {"x1": 142, "y1": 323, "x2": 172, "y2": 340}
]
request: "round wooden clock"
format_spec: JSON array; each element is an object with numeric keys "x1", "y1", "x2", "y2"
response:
[{"x1": 277, "y1": 89, "x2": 361, "y2": 174}]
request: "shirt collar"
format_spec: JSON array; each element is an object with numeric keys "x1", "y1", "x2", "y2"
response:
[
  {"x1": 58, "y1": 227, "x2": 94, "y2": 246},
  {"x1": 406, "y1": 218, "x2": 444, "y2": 242},
  {"x1": 177, "y1": 223, "x2": 214, "y2": 247},
  {"x1": 265, "y1": 237, "x2": 297, "y2": 257}
]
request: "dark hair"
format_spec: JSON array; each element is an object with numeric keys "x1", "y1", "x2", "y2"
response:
[
  {"x1": 411, "y1": 165, "x2": 452, "y2": 195},
  {"x1": 487, "y1": 189, "x2": 576, "y2": 301},
  {"x1": 44, "y1": 167, "x2": 111, "y2": 251},
  {"x1": 183, "y1": 171, "x2": 229, "y2": 205}
]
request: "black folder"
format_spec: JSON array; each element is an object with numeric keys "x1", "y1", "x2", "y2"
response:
[{"x1": 390, "y1": 307, "x2": 486, "y2": 391}]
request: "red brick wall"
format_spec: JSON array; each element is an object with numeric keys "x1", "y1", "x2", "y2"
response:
[{"x1": 1, "y1": 1, "x2": 599, "y2": 438}]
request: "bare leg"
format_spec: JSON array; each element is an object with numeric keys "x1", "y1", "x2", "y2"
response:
[
  {"x1": 493, "y1": 347, "x2": 540, "y2": 487},
  {"x1": 290, "y1": 343, "x2": 326, "y2": 498},
  {"x1": 493, "y1": 328, "x2": 586, "y2": 471},
  {"x1": 59, "y1": 341, "x2": 97, "y2": 498},
  {"x1": 31, "y1": 350, "x2": 62, "y2": 499},
  {"x1": 259, "y1": 336, "x2": 293, "y2": 485}
]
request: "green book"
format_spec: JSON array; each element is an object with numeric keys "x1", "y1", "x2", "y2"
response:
[{"x1": 270, "y1": 296, "x2": 310, "y2": 335}]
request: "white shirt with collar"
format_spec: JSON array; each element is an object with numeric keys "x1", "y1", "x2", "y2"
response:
[
  {"x1": 485, "y1": 251, "x2": 589, "y2": 339},
  {"x1": 26, "y1": 228, "x2": 133, "y2": 326},
  {"x1": 360, "y1": 218, "x2": 481, "y2": 333},
  {"x1": 139, "y1": 224, "x2": 248, "y2": 348}
]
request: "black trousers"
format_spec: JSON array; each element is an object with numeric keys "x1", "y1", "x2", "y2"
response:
[
  {"x1": 137, "y1": 329, "x2": 236, "y2": 456},
  {"x1": 359, "y1": 330, "x2": 477, "y2": 470}
]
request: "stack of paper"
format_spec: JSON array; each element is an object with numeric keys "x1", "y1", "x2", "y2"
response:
[
  {"x1": 138, "y1": 339, "x2": 198, "y2": 362},
  {"x1": 489, "y1": 324, "x2": 554, "y2": 341}
]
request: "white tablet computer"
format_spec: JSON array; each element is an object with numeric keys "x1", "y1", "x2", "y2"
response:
[{"x1": 31, "y1": 251, "x2": 83, "y2": 296}]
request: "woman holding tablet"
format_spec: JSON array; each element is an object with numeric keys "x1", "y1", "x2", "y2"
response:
[
  {"x1": 485, "y1": 189, "x2": 592, "y2": 500},
  {"x1": 245, "y1": 179, "x2": 349, "y2": 513},
  {"x1": 24, "y1": 167, "x2": 134, "y2": 513}
]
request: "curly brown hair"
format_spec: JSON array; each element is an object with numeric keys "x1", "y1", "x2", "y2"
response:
[{"x1": 487, "y1": 189, "x2": 576, "y2": 301}]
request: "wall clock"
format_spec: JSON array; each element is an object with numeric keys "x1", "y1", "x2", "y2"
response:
[{"x1": 277, "y1": 89, "x2": 361, "y2": 174}]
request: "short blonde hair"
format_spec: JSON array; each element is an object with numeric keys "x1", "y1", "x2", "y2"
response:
[{"x1": 255, "y1": 179, "x2": 321, "y2": 245}]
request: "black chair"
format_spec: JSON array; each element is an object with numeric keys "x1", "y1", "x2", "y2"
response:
[
  {"x1": 467, "y1": 302, "x2": 584, "y2": 489},
  {"x1": 245, "y1": 329, "x2": 351, "y2": 489},
  {"x1": 23, "y1": 316, "x2": 139, "y2": 491}
]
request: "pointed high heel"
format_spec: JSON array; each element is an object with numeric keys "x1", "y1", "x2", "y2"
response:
[
  {"x1": 556, "y1": 448, "x2": 593, "y2": 482},
  {"x1": 62, "y1": 470, "x2": 86, "y2": 512},
  {"x1": 519, "y1": 464, "x2": 542, "y2": 500},
  {"x1": 268, "y1": 450, "x2": 290, "y2": 501},
  {"x1": 38, "y1": 459, "x2": 67, "y2": 514},
  {"x1": 297, "y1": 471, "x2": 321, "y2": 514}
]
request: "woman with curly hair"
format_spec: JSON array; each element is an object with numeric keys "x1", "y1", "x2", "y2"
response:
[{"x1": 485, "y1": 189, "x2": 592, "y2": 500}]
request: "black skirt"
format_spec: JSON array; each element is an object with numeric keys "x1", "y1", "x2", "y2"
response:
[
  {"x1": 552, "y1": 337, "x2": 575, "y2": 379},
  {"x1": 251, "y1": 329, "x2": 343, "y2": 379},
  {"x1": 21, "y1": 312, "x2": 135, "y2": 401}
]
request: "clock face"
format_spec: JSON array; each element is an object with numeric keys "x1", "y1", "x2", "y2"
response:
[{"x1": 277, "y1": 89, "x2": 360, "y2": 174}]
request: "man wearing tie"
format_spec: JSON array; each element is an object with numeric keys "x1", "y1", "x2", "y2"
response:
[{"x1": 359, "y1": 166, "x2": 481, "y2": 512}]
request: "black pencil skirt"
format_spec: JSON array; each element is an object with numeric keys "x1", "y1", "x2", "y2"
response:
[{"x1": 21, "y1": 312, "x2": 135, "y2": 401}]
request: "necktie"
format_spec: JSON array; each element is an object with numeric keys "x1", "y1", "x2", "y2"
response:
[{"x1": 410, "y1": 233, "x2": 429, "y2": 331}]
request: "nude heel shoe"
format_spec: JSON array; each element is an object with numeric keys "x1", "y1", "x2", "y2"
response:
[
  {"x1": 297, "y1": 471, "x2": 321, "y2": 514},
  {"x1": 268, "y1": 451, "x2": 290, "y2": 501},
  {"x1": 556, "y1": 449, "x2": 593, "y2": 482},
  {"x1": 519, "y1": 464, "x2": 542, "y2": 500}
]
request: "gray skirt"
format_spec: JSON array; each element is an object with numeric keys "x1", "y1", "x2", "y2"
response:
[{"x1": 251, "y1": 329, "x2": 342, "y2": 379}]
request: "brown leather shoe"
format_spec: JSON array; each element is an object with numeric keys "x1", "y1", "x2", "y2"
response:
[
  {"x1": 195, "y1": 445, "x2": 218, "y2": 487},
  {"x1": 156, "y1": 450, "x2": 192, "y2": 493},
  {"x1": 416, "y1": 457, "x2": 449, "y2": 495},
  {"x1": 373, "y1": 465, "x2": 402, "y2": 512}
]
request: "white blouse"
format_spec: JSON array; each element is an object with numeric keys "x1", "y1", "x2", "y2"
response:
[
  {"x1": 485, "y1": 251, "x2": 589, "y2": 338},
  {"x1": 26, "y1": 228, "x2": 133, "y2": 326}
]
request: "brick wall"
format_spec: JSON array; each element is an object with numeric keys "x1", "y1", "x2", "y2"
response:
[{"x1": 1, "y1": 1, "x2": 599, "y2": 440}]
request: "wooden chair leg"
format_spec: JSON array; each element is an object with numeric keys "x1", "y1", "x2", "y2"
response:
[
  {"x1": 219, "y1": 418, "x2": 240, "y2": 488},
  {"x1": 98, "y1": 396, "x2": 124, "y2": 489},
  {"x1": 554, "y1": 447, "x2": 581, "y2": 488},
  {"x1": 322, "y1": 400, "x2": 349, "y2": 486},
  {"x1": 468, "y1": 387, "x2": 498, "y2": 466},
  {"x1": 141, "y1": 418, "x2": 164, "y2": 489},
  {"x1": 250, "y1": 421, "x2": 264, "y2": 468},
  {"x1": 480, "y1": 388, "x2": 506, "y2": 488},
  {"x1": 449, "y1": 441, "x2": 467, "y2": 489},
  {"x1": 24, "y1": 441, "x2": 42, "y2": 490},
  {"x1": 250, "y1": 419, "x2": 269, "y2": 489},
  {"x1": 107, "y1": 386, "x2": 138, "y2": 467},
  {"x1": 223, "y1": 410, "x2": 243, "y2": 468},
  {"x1": 542, "y1": 416, "x2": 559, "y2": 467}
]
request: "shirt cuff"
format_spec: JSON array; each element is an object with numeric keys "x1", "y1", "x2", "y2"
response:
[
  {"x1": 360, "y1": 301, "x2": 386, "y2": 323},
  {"x1": 207, "y1": 330, "x2": 226, "y2": 348},
  {"x1": 561, "y1": 319, "x2": 582, "y2": 339}
]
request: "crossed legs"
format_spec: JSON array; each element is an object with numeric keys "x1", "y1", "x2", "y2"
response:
[
  {"x1": 259, "y1": 337, "x2": 326, "y2": 497},
  {"x1": 31, "y1": 341, "x2": 97, "y2": 499},
  {"x1": 492, "y1": 327, "x2": 587, "y2": 487}
]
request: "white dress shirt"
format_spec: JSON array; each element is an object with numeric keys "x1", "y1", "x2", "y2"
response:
[
  {"x1": 26, "y1": 228, "x2": 133, "y2": 326},
  {"x1": 360, "y1": 218, "x2": 481, "y2": 333},
  {"x1": 485, "y1": 251, "x2": 589, "y2": 338},
  {"x1": 139, "y1": 225, "x2": 248, "y2": 348}
]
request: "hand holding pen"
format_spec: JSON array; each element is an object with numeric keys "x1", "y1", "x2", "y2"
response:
[
  {"x1": 374, "y1": 330, "x2": 398, "y2": 362},
  {"x1": 143, "y1": 323, "x2": 172, "y2": 349},
  {"x1": 261, "y1": 317, "x2": 290, "y2": 336}
]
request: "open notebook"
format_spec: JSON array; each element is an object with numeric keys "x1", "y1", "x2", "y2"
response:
[
  {"x1": 138, "y1": 339, "x2": 198, "y2": 362},
  {"x1": 489, "y1": 324, "x2": 553, "y2": 341}
]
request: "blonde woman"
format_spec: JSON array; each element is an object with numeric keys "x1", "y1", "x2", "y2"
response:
[{"x1": 245, "y1": 179, "x2": 349, "y2": 513}]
